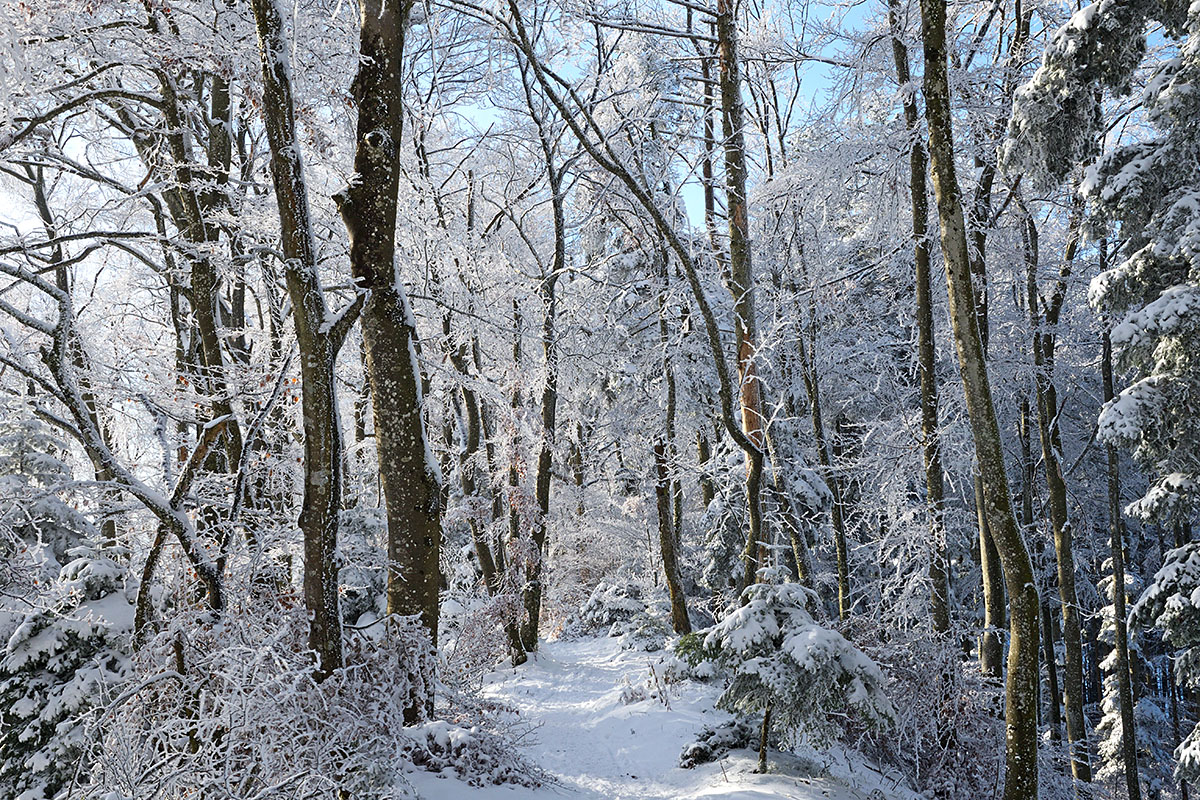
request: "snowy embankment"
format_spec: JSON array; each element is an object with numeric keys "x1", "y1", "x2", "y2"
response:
[{"x1": 408, "y1": 637, "x2": 918, "y2": 800}]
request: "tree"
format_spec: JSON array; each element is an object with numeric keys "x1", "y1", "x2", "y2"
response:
[
  {"x1": 335, "y1": 0, "x2": 444, "y2": 681},
  {"x1": 697, "y1": 581, "x2": 894, "y2": 772},
  {"x1": 249, "y1": 0, "x2": 363, "y2": 678},
  {"x1": 919, "y1": 0, "x2": 1042, "y2": 795},
  {"x1": 0, "y1": 543, "x2": 133, "y2": 800}
]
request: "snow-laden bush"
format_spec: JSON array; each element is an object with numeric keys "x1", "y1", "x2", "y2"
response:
[
  {"x1": 562, "y1": 579, "x2": 646, "y2": 636},
  {"x1": 0, "y1": 410, "x2": 92, "y2": 598},
  {"x1": 1096, "y1": 688, "x2": 1175, "y2": 795},
  {"x1": 407, "y1": 719, "x2": 541, "y2": 787},
  {"x1": 0, "y1": 543, "x2": 134, "y2": 800},
  {"x1": 667, "y1": 630, "x2": 720, "y2": 682},
  {"x1": 610, "y1": 610, "x2": 671, "y2": 652},
  {"x1": 83, "y1": 606, "x2": 534, "y2": 799},
  {"x1": 440, "y1": 594, "x2": 516, "y2": 689},
  {"x1": 699, "y1": 488, "x2": 745, "y2": 597},
  {"x1": 678, "y1": 720, "x2": 756, "y2": 768},
  {"x1": 703, "y1": 583, "x2": 894, "y2": 747}
]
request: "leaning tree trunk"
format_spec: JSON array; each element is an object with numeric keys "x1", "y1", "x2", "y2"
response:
[
  {"x1": 918, "y1": 0, "x2": 1041, "y2": 797},
  {"x1": 250, "y1": 0, "x2": 360, "y2": 679},
  {"x1": 978, "y1": 473, "x2": 1006, "y2": 677},
  {"x1": 656, "y1": 440, "x2": 692, "y2": 634},
  {"x1": 656, "y1": 253, "x2": 691, "y2": 634},
  {"x1": 888, "y1": 0, "x2": 949, "y2": 634},
  {"x1": 335, "y1": 0, "x2": 443, "y2": 706}
]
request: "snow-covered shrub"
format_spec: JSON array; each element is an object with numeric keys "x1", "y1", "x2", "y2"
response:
[
  {"x1": 678, "y1": 719, "x2": 757, "y2": 768},
  {"x1": 667, "y1": 630, "x2": 720, "y2": 682},
  {"x1": 85, "y1": 609, "x2": 433, "y2": 799},
  {"x1": 563, "y1": 579, "x2": 647, "y2": 636},
  {"x1": 619, "y1": 676, "x2": 649, "y2": 705},
  {"x1": 406, "y1": 720, "x2": 542, "y2": 788},
  {"x1": 440, "y1": 594, "x2": 515, "y2": 690},
  {"x1": 0, "y1": 410, "x2": 91, "y2": 595},
  {"x1": 1094, "y1": 564, "x2": 1178, "y2": 793},
  {"x1": 0, "y1": 543, "x2": 134, "y2": 800},
  {"x1": 862, "y1": 633, "x2": 1005, "y2": 799},
  {"x1": 699, "y1": 488, "x2": 745, "y2": 597},
  {"x1": 1096, "y1": 690, "x2": 1175, "y2": 795},
  {"x1": 610, "y1": 610, "x2": 671, "y2": 652},
  {"x1": 702, "y1": 583, "x2": 894, "y2": 746}
]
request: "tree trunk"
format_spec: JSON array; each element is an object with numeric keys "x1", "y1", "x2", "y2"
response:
[
  {"x1": 797, "y1": 330, "x2": 849, "y2": 619},
  {"x1": 335, "y1": 0, "x2": 443, "y2": 702},
  {"x1": 978, "y1": 476, "x2": 1006, "y2": 678},
  {"x1": 1103, "y1": 327, "x2": 1142, "y2": 800},
  {"x1": 656, "y1": 440, "x2": 691, "y2": 634},
  {"x1": 517, "y1": 97, "x2": 565, "y2": 652},
  {"x1": 888, "y1": 0, "x2": 948, "y2": 634},
  {"x1": 715, "y1": 0, "x2": 767, "y2": 594},
  {"x1": 918, "y1": 1, "x2": 1041, "y2": 796},
  {"x1": 250, "y1": 0, "x2": 359, "y2": 679},
  {"x1": 697, "y1": 431, "x2": 716, "y2": 509},
  {"x1": 1025, "y1": 205, "x2": 1092, "y2": 784}
]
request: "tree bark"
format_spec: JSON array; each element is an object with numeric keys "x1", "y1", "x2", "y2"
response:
[
  {"x1": 656, "y1": 440, "x2": 692, "y2": 634},
  {"x1": 250, "y1": 0, "x2": 360, "y2": 679},
  {"x1": 918, "y1": 1, "x2": 1041, "y2": 796},
  {"x1": 978, "y1": 472, "x2": 1005, "y2": 677},
  {"x1": 715, "y1": 0, "x2": 767, "y2": 594},
  {"x1": 516, "y1": 71, "x2": 565, "y2": 652},
  {"x1": 335, "y1": 0, "x2": 443, "y2": 697}
]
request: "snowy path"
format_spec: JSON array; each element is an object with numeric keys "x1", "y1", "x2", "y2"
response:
[{"x1": 407, "y1": 637, "x2": 917, "y2": 800}]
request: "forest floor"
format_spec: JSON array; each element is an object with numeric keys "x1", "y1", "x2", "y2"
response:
[{"x1": 407, "y1": 636, "x2": 919, "y2": 800}]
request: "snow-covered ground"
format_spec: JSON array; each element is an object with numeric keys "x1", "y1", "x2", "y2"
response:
[{"x1": 408, "y1": 637, "x2": 920, "y2": 800}]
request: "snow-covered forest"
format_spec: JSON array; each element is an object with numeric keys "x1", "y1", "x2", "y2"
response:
[{"x1": 0, "y1": 0, "x2": 1197, "y2": 797}]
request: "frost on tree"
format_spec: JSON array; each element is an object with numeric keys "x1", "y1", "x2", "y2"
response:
[
  {"x1": 0, "y1": 410, "x2": 92, "y2": 595},
  {"x1": 1005, "y1": 0, "x2": 1200, "y2": 521}
]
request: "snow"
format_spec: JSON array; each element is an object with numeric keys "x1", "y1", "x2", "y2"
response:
[{"x1": 407, "y1": 636, "x2": 914, "y2": 800}]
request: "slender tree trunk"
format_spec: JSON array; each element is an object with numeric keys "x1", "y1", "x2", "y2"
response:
[
  {"x1": 656, "y1": 440, "x2": 691, "y2": 633},
  {"x1": 697, "y1": 431, "x2": 716, "y2": 509},
  {"x1": 887, "y1": 4, "x2": 948, "y2": 633},
  {"x1": 797, "y1": 330, "x2": 849, "y2": 619},
  {"x1": 757, "y1": 704, "x2": 772, "y2": 774},
  {"x1": 1024, "y1": 206, "x2": 1092, "y2": 784},
  {"x1": 918, "y1": 1, "x2": 1041, "y2": 796},
  {"x1": 250, "y1": 0, "x2": 358, "y2": 679},
  {"x1": 1023, "y1": 396, "x2": 1063, "y2": 741},
  {"x1": 1042, "y1": 600, "x2": 1064, "y2": 741},
  {"x1": 334, "y1": 1, "x2": 443, "y2": 702},
  {"x1": 715, "y1": 0, "x2": 767, "y2": 594},
  {"x1": 1103, "y1": 327, "x2": 1142, "y2": 800},
  {"x1": 517, "y1": 97, "x2": 565, "y2": 651},
  {"x1": 977, "y1": 472, "x2": 1005, "y2": 677}
]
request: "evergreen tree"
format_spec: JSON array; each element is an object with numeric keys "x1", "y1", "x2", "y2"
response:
[{"x1": 0, "y1": 543, "x2": 134, "y2": 799}]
